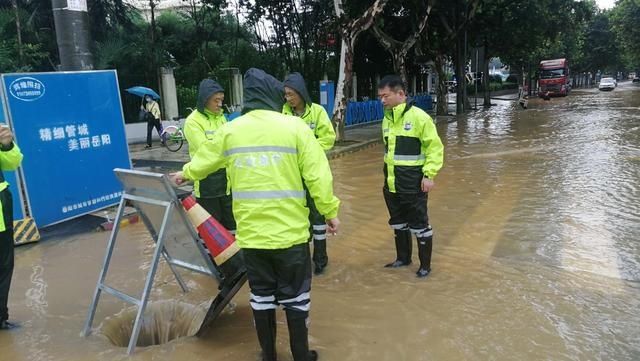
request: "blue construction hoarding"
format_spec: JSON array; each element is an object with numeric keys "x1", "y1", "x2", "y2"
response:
[{"x1": 0, "y1": 70, "x2": 131, "y2": 227}]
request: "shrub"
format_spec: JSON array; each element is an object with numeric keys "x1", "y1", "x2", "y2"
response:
[{"x1": 177, "y1": 85, "x2": 198, "y2": 118}]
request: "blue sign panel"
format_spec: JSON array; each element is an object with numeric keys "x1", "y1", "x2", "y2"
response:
[
  {"x1": 0, "y1": 84, "x2": 25, "y2": 220},
  {"x1": 319, "y1": 81, "x2": 335, "y2": 117},
  {"x1": 1, "y1": 71, "x2": 131, "y2": 226}
]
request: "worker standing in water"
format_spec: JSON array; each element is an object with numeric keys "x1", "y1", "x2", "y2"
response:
[
  {"x1": 377, "y1": 75, "x2": 444, "y2": 279},
  {"x1": 183, "y1": 79, "x2": 236, "y2": 233},
  {"x1": 171, "y1": 68, "x2": 340, "y2": 361},
  {"x1": 283, "y1": 72, "x2": 336, "y2": 275}
]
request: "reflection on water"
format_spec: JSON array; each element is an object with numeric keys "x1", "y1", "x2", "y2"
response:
[{"x1": 1, "y1": 84, "x2": 639, "y2": 360}]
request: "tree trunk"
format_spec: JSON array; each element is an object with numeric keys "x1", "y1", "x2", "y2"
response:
[
  {"x1": 455, "y1": 34, "x2": 465, "y2": 114},
  {"x1": 463, "y1": 29, "x2": 471, "y2": 111},
  {"x1": 483, "y1": 53, "x2": 491, "y2": 107},
  {"x1": 12, "y1": 0, "x2": 23, "y2": 66},
  {"x1": 464, "y1": 86, "x2": 472, "y2": 110},
  {"x1": 371, "y1": 2, "x2": 431, "y2": 91},
  {"x1": 435, "y1": 54, "x2": 448, "y2": 116},
  {"x1": 333, "y1": 37, "x2": 352, "y2": 141},
  {"x1": 393, "y1": 52, "x2": 408, "y2": 86},
  {"x1": 527, "y1": 62, "x2": 533, "y2": 96},
  {"x1": 332, "y1": 0, "x2": 388, "y2": 141}
]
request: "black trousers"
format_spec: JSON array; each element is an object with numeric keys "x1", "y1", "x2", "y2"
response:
[
  {"x1": 244, "y1": 242, "x2": 312, "y2": 312},
  {"x1": 306, "y1": 193, "x2": 327, "y2": 268},
  {"x1": 383, "y1": 188, "x2": 430, "y2": 234},
  {"x1": 146, "y1": 118, "x2": 163, "y2": 146},
  {"x1": 196, "y1": 195, "x2": 236, "y2": 232},
  {"x1": 0, "y1": 190, "x2": 14, "y2": 322},
  {"x1": 244, "y1": 243, "x2": 314, "y2": 361}
]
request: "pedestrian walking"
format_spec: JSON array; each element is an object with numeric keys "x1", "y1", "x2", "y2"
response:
[{"x1": 143, "y1": 95, "x2": 164, "y2": 148}]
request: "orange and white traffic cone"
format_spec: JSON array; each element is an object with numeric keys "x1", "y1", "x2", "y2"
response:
[
  {"x1": 182, "y1": 195, "x2": 247, "y2": 336},
  {"x1": 181, "y1": 196, "x2": 243, "y2": 275}
]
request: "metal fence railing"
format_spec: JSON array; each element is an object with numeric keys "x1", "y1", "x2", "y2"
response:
[{"x1": 345, "y1": 95, "x2": 433, "y2": 127}]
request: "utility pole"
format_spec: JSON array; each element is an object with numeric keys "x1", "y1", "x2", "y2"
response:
[{"x1": 52, "y1": 0, "x2": 94, "y2": 70}]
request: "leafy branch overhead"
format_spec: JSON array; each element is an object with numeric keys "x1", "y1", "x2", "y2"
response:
[{"x1": 0, "y1": 0, "x2": 636, "y2": 124}]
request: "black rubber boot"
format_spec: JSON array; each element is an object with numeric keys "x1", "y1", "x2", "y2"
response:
[
  {"x1": 0, "y1": 320, "x2": 19, "y2": 330},
  {"x1": 285, "y1": 309, "x2": 318, "y2": 361},
  {"x1": 416, "y1": 236, "x2": 433, "y2": 278},
  {"x1": 253, "y1": 309, "x2": 277, "y2": 361},
  {"x1": 313, "y1": 238, "x2": 327, "y2": 275},
  {"x1": 384, "y1": 229, "x2": 412, "y2": 268},
  {"x1": 313, "y1": 263, "x2": 325, "y2": 276}
]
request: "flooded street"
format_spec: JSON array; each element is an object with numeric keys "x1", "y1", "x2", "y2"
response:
[{"x1": 1, "y1": 83, "x2": 639, "y2": 360}]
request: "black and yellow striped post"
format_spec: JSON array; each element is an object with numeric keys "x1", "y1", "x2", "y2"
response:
[{"x1": 13, "y1": 217, "x2": 40, "y2": 246}]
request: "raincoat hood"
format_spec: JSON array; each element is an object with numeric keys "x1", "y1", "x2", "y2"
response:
[
  {"x1": 284, "y1": 72, "x2": 312, "y2": 106},
  {"x1": 197, "y1": 79, "x2": 224, "y2": 113},
  {"x1": 242, "y1": 68, "x2": 285, "y2": 114}
]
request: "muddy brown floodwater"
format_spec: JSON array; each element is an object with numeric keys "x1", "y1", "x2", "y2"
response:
[{"x1": 1, "y1": 83, "x2": 639, "y2": 361}]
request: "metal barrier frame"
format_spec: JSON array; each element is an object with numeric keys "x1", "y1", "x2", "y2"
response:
[{"x1": 82, "y1": 168, "x2": 220, "y2": 354}]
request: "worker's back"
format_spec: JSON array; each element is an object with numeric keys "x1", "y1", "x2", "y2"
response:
[{"x1": 221, "y1": 108, "x2": 336, "y2": 250}]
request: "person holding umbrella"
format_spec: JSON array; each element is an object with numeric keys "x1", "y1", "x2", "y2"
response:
[
  {"x1": 143, "y1": 95, "x2": 163, "y2": 149},
  {"x1": 125, "y1": 86, "x2": 164, "y2": 149}
]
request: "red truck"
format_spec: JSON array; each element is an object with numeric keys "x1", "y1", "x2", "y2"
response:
[{"x1": 538, "y1": 58, "x2": 571, "y2": 97}]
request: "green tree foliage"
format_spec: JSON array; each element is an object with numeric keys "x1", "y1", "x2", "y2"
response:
[
  {"x1": 239, "y1": 0, "x2": 338, "y2": 98},
  {"x1": 470, "y1": 0, "x2": 593, "y2": 73},
  {"x1": 0, "y1": 2, "x2": 54, "y2": 73},
  {"x1": 581, "y1": 11, "x2": 622, "y2": 74},
  {"x1": 611, "y1": 0, "x2": 640, "y2": 71}
]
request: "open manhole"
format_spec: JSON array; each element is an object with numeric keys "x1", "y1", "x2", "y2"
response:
[{"x1": 101, "y1": 301, "x2": 206, "y2": 347}]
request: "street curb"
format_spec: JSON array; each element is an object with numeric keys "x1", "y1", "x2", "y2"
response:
[
  {"x1": 345, "y1": 120, "x2": 382, "y2": 129},
  {"x1": 327, "y1": 138, "x2": 382, "y2": 160}
]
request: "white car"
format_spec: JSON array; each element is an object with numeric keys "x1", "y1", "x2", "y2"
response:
[{"x1": 599, "y1": 77, "x2": 615, "y2": 91}]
